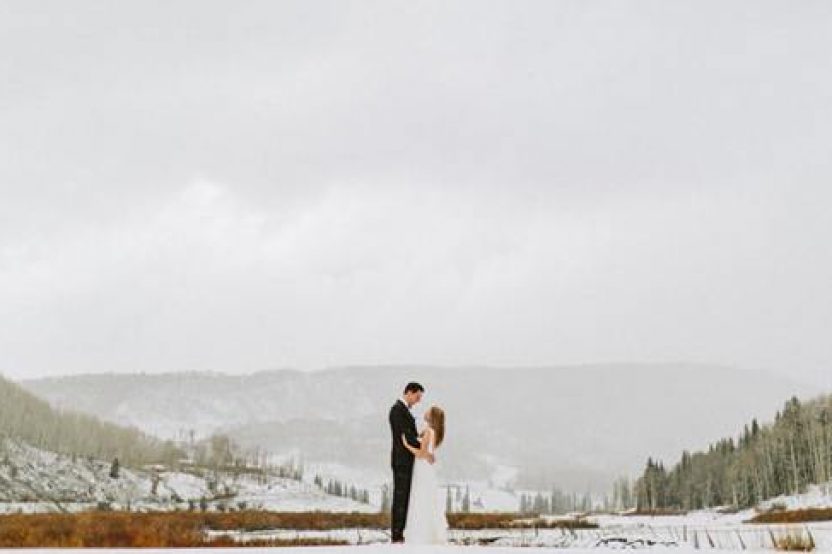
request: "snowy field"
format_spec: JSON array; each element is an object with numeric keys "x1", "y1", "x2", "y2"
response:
[
  {"x1": 3, "y1": 436, "x2": 832, "y2": 551},
  {"x1": 0, "y1": 545, "x2": 740, "y2": 554},
  {"x1": 208, "y1": 521, "x2": 832, "y2": 550}
]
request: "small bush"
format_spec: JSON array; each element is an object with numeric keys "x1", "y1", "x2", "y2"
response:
[{"x1": 773, "y1": 532, "x2": 815, "y2": 552}]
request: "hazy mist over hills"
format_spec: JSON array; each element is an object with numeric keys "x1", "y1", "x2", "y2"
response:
[{"x1": 21, "y1": 364, "x2": 817, "y2": 492}]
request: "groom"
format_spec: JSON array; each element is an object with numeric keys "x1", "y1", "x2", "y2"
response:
[{"x1": 389, "y1": 382, "x2": 433, "y2": 543}]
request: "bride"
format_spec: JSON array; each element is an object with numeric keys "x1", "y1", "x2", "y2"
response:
[{"x1": 400, "y1": 406, "x2": 449, "y2": 544}]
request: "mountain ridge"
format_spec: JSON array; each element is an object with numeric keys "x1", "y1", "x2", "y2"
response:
[{"x1": 20, "y1": 363, "x2": 819, "y2": 492}]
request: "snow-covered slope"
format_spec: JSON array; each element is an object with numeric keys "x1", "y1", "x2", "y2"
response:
[
  {"x1": 0, "y1": 438, "x2": 373, "y2": 514},
  {"x1": 0, "y1": 438, "x2": 158, "y2": 511},
  {"x1": 756, "y1": 482, "x2": 832, "y2": 511}
]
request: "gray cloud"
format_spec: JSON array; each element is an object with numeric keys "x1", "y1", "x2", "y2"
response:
[{"x1": 1, "y1": 0, "x2": 831, "y2": 385}]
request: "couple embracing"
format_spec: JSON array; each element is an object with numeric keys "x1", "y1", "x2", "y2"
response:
[{"x1": 388, "y1": 382, "x2": 448, "y2": 544}]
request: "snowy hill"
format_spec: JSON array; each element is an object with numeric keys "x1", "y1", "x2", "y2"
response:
[
  {"x1": 0, "y1": 437, "x2": 374, "y2": 514},
  {"x1": 21, "y1": 364, "x2": 816, "y2": 492}
]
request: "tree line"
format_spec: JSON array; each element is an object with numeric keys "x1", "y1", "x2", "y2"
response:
[
  {"x1": 313, "y1": 475, "x2": 371, "y2": 504},
  {"x1": 635, "y1": 394, "x2": 832, "y2": 511},
  {"x1": 519, "y1": 487, "x2": 594, "y2": 515}
]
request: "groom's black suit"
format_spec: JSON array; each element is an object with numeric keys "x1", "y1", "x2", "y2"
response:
[{"x1": 389, "y1": 399, "x2": 420, "y2": 542}]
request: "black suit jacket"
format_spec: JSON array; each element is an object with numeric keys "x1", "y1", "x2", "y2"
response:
[{"x1": 389, "y1": 400, "x2": 420, "y2": 469}]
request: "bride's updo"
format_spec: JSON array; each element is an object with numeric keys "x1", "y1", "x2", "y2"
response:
[{"x1": 427, "y1": 406, "x2": 445, "y2": 447}]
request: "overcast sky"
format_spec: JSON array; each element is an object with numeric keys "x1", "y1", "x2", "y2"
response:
[{"x1": 1, "y1": 0, "x2": 831, "y2": 385}]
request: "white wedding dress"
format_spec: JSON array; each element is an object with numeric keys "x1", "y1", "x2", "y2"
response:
[{"x1": 404, "y1": 428, "x2": 448, "y2": 545}]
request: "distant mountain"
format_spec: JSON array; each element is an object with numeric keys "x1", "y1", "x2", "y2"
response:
[
  {"x1": 0, "y1": 373, "x2": 178, "y2": 466},
  {"x1": 21, "y1": 364, "x2": 818, "y2": 492}
]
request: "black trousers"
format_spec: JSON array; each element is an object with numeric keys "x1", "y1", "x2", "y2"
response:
[{"x1": 391, "y1": 464, "x2": 413, "y2": 542}]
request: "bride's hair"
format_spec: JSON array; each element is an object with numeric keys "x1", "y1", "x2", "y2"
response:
[{"x1": 427, "y1": 406, "x2": 445, "y2": 447}]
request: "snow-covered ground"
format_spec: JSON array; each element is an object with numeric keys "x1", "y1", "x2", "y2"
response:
[
  {"x1": 207, "y1": 486, "x2": 832, "y2": 551},
  {"x1": 0, "y1": 545, "x2": 760, "y2": 554},
  {"x1": 587, "y1": 514, "x2": 832, "y2": 550},
  {"x1": 5, "y1": 435, "x2": 832, "y2": 550},
  {"x1": 756, "y1": 482, "x2": 832, "y2": 511},
  {"x1": 211, "y1": 520, "x2": 832, "y2": 550},
  {"x1": 584, "y1": 496, "x2": 832, "y2": 551},
  {"x1": 226, "y1": 473, "x2": 375, "y2": 512}
]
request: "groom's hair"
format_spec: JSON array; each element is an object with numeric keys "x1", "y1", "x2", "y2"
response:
[{"x1": 404, "y1": 382, "x2": 425, "y2": 394}]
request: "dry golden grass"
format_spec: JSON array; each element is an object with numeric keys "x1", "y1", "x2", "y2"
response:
[
  {"x1": 447, "y1": 512, "x2": 597, "y2": 530},
  {"x1": 750, "y1": 508, "x2": 832, "y2": 524},
  {"x1": 447, "y1": 512, "x2": 519, "y2": 529},
  {"x1": 0, "y1": 512, "x2": 363, "y2": 547},
  {"x1": 198, "y1": 510, "x2": 389, "y2": 531},
  {"x1": 772, "y1": 532, "x2": 815, "y2": 552},
  {"x1": 0, "y1": 510, "x2": 598, "y2": 546}
]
